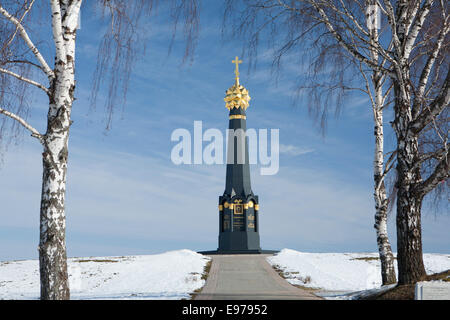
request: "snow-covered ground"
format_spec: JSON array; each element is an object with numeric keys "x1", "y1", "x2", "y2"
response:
[
  {"x1": 2, "y1": 248, "x2": 448, "y2": 300},
  {"x1": 0, "y1": 249, "x2": 210, "y2": 300},
  {"x1": 267, "y1": 249, "x2": 450, "y2": 299}
]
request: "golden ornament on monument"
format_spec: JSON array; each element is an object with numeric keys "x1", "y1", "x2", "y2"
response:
[{"x1": 224, "y1": 56, "x2": 251, "y2": 110}]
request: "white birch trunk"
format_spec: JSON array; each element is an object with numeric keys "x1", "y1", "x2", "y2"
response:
[
  {"x1": 372, "y1": 90, "x2": 396, "y2": 285},
  {"x1": 368, "y1": 2, "x2": 396, "y2": 285},
  {"x1": 39, "y1": 0, "x2": 81, "y2": 300}
]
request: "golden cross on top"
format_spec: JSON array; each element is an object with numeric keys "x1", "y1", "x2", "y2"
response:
[{"x1": 232, "y1": 56, "x2": 242, "y2": 83}]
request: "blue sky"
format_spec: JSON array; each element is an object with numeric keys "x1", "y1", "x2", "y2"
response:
[{"x1": 0, "y1": 2, "x2": 448, "y2": 261}]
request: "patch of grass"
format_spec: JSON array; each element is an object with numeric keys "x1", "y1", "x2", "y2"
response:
[
  {"x1": 351, "y1": 256, "x2": 398, "y2": 262},
  {"x1": 188, "y1": 287, "x2": 203, "y2": 300},
  {"x1": 271, "y1": 264, "x2": 319, "y2": 292},
  {"x1": 426, "y1": 269, "x2": 450, "y2": 282},
  {"x1": 272, "y1": 264, "x2": 287, "y2": 279},
  {"x1": 0, "y1": 259, "x2": 28, "y2": 265},
  {"x1": 201, "y1": 260, "x2": 212, "y2": 281},
  {"x1": 75, "y1": 259, "x2": 119, "y2": 263},
  {"x1": 189, "y1": 259, "x2": 212, "y2": 300},
  {"x1": 361, "y1": 269, "x2": 450, "y2": 300},
  {"x1": 362, "y1": 284, "x2": 415, "y2": 300},
  {"x1": 351, "y1": 257, "x2": 380, "y2": 261}
]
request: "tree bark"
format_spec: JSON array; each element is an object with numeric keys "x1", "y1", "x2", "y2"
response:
[
  {"x1": 39, "y1": 0, "x2": 80, "y2": 299},
  {"x1": 373, "y1": 100, "x2": 396, "y2": 285},
  {"x1": 367, "y1": 2, "x2": 396, "y2": 285},
  {"x1": 39, "y1": 67, "x2": 74, "y2": 300},
  {"x1": 39, "y1": 126, "x2": 70, "y2": 300},
  {"x1": 393, "y1": 81, "x2": 427, "y2": 285}
]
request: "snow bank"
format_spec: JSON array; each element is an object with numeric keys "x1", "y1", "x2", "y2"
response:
[
  {"x1": 0, "y1": 249, "x2": 210, "y2": 300},
  {"x1": 267, "y1": 249, "x2": 450, "y2": 292}
]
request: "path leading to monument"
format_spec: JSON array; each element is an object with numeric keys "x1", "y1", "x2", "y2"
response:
[{"x1": 195, "y1": 254, "x2": 322, "y2": 300}]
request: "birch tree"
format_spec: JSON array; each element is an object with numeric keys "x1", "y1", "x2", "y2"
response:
[
  {"x1": 0, "y1": 0, "x2": 199, "y2": 299},
  {"x1": 225, "y1": 0, "x2": 449, "y2": 285},
  {"x1": 365, "y1": 0, "x2": 396, "y2": 285}
]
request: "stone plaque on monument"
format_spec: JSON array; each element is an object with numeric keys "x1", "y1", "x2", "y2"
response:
[{"x1": 415, "y1": 281, "x2": 450, "y2": 300}]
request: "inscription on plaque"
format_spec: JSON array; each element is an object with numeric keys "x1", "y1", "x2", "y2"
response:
[
  {"x1": 415, "y1": 282, "x2": 450, "y2": 300},
  {"x1": 223, "y1": 213, "x2": 231, "y2": 231},
  {"x1": 247, "y1": 214, "x2": 255, "y2": 230},
  {"x1": 233, "y1": 204, "x2": 245, "y2": 231}
]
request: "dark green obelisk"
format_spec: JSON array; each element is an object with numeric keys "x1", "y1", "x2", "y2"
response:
[{"x1": 218, "y1": 57, "x2": 261, "y2": 253}]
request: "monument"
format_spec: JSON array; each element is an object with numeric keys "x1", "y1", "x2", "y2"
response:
[
  {"x1": 217, "y1": 56, "x2": 262, "y2": 253},
  {"x1": 199, "y1": 57, "x2": 276, "y2": 255}
]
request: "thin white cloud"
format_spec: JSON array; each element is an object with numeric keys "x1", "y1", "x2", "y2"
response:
[{"x1": 279, "y1": 144, "x2": 314, "y2": 156}]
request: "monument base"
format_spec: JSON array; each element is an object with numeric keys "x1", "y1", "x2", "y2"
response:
[
  {"x1": 218, "y1": 231, "x2": 261, "y2": 252},
  {"x1": 198, "y1": 249, "x2": 278, "y2": 255},
  {"x1": 198, "y1": 231, "x2": 279, "y2": 255}
]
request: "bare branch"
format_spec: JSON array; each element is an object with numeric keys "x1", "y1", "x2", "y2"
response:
[
  {"x1": 417, "y1": 148, "x2": 449, "y2": 196},
  {"x1": 0, "y1": 4, "x2": 54, "y2": 79},
  {"x1": 411, "y1": 17, "x2": 449, "y2": 118},
  {"x1": 91, "y1": 0, "x2": 199, "y2": 129},
  {"x1": 359, "y1": 61, "x2": 376, "y2": 111},
  {"x1": 0, "y1": 106, "x2": 43, "y2": 142},
  {"x1": 417, "y1": 144, "x2": 449, "y2": 167},
  {"x1": 1, "y1": 59, "x2": 46, "y2": 73},
  {"x1": 404, "y1": 1, "x2": 422, "y2": 36},
  {"x1": 381, "y1": 0, "x2": 402, "y2": 57},
  {"x1": 381, "y1": 82, "x2": 393, "y2": 107},
  {"x1": 0, "y1": 67, "x2": 49, "y2": 94},
  {"x1": 376, "y1": 150, "x2": 397, "y2": 193},
  {"x1": 411, "y1": 68, "x2": 450, "y2": 134},
  {"x1": 319, "y1": 1, "x2": 395, "y2": 66},
  {"x1": 1, "y1": 0, "x2": 35, "y2": 53},
  {"x1": 275, "y1": 0, "x2": 395, "y2": 75},
  {"x1": 403, "y1": 0, "x2": 435, "y2": 59},
  {"x1": 310, "y1": 2, "x2": 394, "y2": 76}
]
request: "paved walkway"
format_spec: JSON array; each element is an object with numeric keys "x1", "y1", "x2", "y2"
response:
[{"x1": 195, "y1": 254, "x2": 322, "y2": 300}]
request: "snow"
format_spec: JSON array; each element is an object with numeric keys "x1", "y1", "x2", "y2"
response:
[
  {"x1": 0, "y1": 249, "x2": 210, "y2": 300},
  {"x1": 267, "y1": 249, "x2": 450, "y2": 299},
  {"x1": 2, "y1": 248, "x2": 449, "y2": 300}
]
